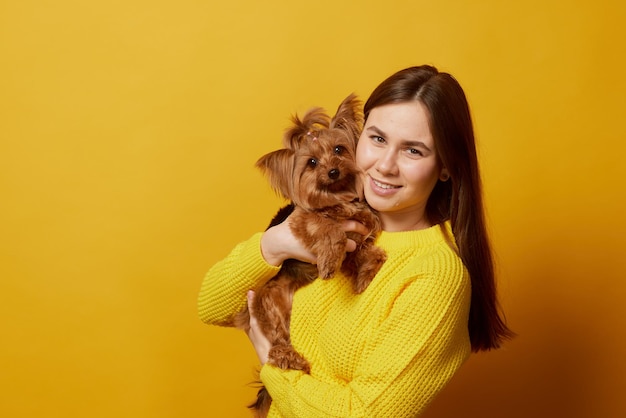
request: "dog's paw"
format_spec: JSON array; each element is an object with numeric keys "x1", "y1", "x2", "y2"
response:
[
  {"x1": 318, "y1": 265, "x2": 336, "y2": 280},
  {"x1": 268, "y1": 345, "x2": 311, "y2": 373},
  {"x1": 353, "y1": 275, "x2": 374, "y2": 294},
  {"x1": 317, "y1": 253, "x2": 342, "y2": 280},
  {"x1": 316, "y1": 256, "x2": 336, "y2": 279},
  {"x1": 352, "y1": 247, "x2": 387, "y2": 293}
]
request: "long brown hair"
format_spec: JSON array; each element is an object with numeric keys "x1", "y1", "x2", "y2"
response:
[{"x1": 364, "y1": 65, "x2": 514, "y2": 351}]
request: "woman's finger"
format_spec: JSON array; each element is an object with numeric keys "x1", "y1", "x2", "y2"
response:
[
  {"x1": 245, "y1": 290, "x2": 270, "y2": 365},
  {"x1": 342, "y1": 219, "x2": 369, "y2": 236},
  {"x1": 247, "y1": 290, "x2": 257, "y2": 326},
  {"x1": 247, "y1": 290, "x2": 254, "y2": 310},
  {"x1": 345, "y1": 239, "x2": 357, "y2": 252}
]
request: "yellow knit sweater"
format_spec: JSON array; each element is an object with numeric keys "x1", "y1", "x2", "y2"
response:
[{"x1": 198, "y1": 222, "x2": 471, "y2": 417}]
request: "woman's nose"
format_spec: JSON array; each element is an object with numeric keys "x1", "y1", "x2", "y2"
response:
[{"x1": 375, "y1": 149, "x2": 398, "y2": 175}]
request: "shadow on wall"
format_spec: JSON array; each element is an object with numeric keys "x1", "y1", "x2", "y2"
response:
[{"x1": 423, "y1": 242, "x2": 624, "y2": 418}]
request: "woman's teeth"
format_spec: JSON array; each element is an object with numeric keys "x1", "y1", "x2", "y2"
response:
[{"x1": 373, "y1": 179, "x2": 399, "y2": 189}]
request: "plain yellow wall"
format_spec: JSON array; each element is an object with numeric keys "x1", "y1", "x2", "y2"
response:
[{"x1": 1, "y1": 1, "x2": 625, "y2": 417}]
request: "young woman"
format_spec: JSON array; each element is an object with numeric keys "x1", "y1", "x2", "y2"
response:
[{"x1": 198, "y1": 65, "x2": 513, "y2": 417}]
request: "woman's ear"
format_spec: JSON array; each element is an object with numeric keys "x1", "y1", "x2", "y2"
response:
[{"x1": 440, "y1": 168, "x2": 450, "y2": 182}]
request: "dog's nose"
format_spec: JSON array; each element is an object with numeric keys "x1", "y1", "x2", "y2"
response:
[{"x1": 328, "y1": 169, "x2": 340, "y2": 180}]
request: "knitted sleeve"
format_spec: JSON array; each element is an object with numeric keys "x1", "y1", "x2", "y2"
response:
[
  {"x1": 260, "y1": 269, "x2": 471, "y2": 417},
  {"x1": 197, "y1": 233, "x2": 281, "y2": 326}
]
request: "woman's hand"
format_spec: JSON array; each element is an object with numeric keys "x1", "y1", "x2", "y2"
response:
[
  {"x1": 260, "y1": 215, "x2": 370, "y2": 266},
  {"x1": 245, "y1": 290, "x2": 270, "y2": 365},
  {"x1": 260, "y1": 218, "x2": 316, "y2": 266}
]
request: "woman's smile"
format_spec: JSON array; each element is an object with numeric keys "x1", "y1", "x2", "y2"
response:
[{"x1": 369, "y1": 176, "x2": 401, "y2": 193}]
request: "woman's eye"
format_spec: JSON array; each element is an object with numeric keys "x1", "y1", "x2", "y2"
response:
[
  {"x1": 372, "y1": 136, "x2": 385, "y2": 144},
  {"x1": 334, "y1": 146, "x2": 345, "y2": 155},
  {"x1": 308, "y1": 158, "x2": 317, "y2": 167}
]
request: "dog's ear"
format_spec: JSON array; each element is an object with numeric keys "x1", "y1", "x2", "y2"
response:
[
  {"x1": 283, "y1": 107, "x2": 331, "y2": 149},
  {"x1": 256, "y1": 148, "x2": 295, "y2": 200},
  {"x1": 330, "y1": 93, "x2": 363, "y2": 146}
]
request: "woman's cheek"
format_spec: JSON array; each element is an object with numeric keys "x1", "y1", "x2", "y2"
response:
[{"x1": 355, "y1": 141, "x2": 373, "y2": 171}]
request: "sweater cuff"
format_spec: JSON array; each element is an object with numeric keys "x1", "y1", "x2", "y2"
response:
[
  {"x1": 260, "y1": 363, "x2": 304, "y2": 395},
  {"x1": 238, "y1": 232, "x2": 282, "y2": 283}
]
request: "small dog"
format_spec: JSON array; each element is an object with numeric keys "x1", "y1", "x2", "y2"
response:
[{"x1": 234, "y1": 94, "x2": 386, "y2": 417}]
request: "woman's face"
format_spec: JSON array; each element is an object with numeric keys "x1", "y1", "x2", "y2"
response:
[{"x1": 356, "y1": 101, "x2": 446, "y2": 231}]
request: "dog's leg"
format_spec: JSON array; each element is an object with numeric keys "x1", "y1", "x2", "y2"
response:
[
  {"x1": 289, "y1": 211, "x2": 346, "y2": 279},
  {"x1": 340, "y1": 205, "x2": 386, "y2": 293},
  {"x1": 252, "y1": 277, "x2": 293, "y2": 344},
  {"x1": 248, "y1": 273, "x2": 312, "y2": 374},
  {"x1": 314, "y1": 233, "x2": 347, "y2": 280}
]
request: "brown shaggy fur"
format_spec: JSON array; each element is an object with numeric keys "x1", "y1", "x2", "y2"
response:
[{"x1": 233, "y1": 94, "x2": 386, "y2": 417}]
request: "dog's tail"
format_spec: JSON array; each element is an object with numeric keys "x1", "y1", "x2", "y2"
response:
[{"x1": 249, "y1": 386, "x2": 272, "y2": 418}]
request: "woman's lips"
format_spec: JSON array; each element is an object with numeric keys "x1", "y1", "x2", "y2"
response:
[{"x1": 369, "y1": 176, "x2": 400, "y2": 195}]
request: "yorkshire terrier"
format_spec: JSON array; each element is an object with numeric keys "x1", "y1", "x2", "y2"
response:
[{"x1": 233, "y1": 93, "x2": 386, "y2": 417}]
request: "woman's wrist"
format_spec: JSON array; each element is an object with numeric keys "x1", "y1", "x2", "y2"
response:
[{"x1": 260, "y1": 227, "x2": 285, "y2": 267}]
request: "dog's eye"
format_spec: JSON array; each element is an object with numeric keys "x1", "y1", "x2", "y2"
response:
[
  {"x1": 334, "y1": 146, "x2": 345, "y2": 155},
  {"x1": 308, "y1": 158, "x2": 317, "y2": 168}
]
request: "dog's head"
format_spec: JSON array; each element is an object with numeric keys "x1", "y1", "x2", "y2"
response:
[{"x1": 257, "y1": 94, "x2": 364, "y2": 210}]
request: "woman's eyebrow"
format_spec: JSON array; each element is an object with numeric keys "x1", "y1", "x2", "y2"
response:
[
  {"x1": 366, "y1": 125, "x2": 432, "y2": 152},
  {"x1": 365, "y1": 125, "x2": 386, "y2": 137}
]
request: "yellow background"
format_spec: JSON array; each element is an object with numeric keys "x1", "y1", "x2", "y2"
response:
[{"x1": 1, "y1": 0, "x2": 625, "y2": 417}]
